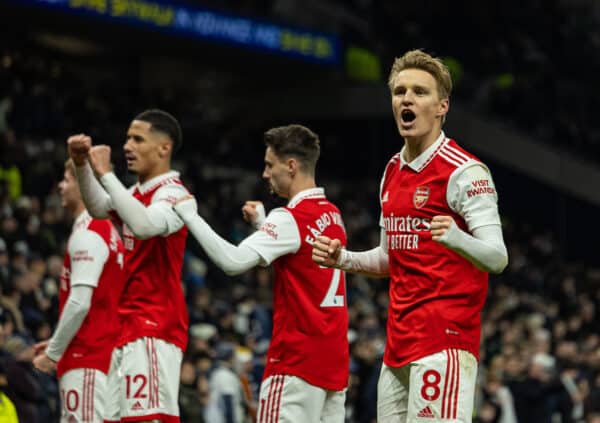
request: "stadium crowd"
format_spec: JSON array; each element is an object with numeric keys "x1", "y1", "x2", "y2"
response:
[{"x1": 1, "y1": 30, "x2": 600, "y2": 423}]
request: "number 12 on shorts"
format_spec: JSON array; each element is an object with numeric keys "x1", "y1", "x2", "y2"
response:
[{"x1": 125, "y1": 374, "x2": 148, "y2": 399}]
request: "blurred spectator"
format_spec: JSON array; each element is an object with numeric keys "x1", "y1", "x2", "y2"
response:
[
  {"x1": 507, "y1": 352, "x2": 574, "y2": 423},
  {"x1": 2, "y1": 334, "x2": 42, "y2": 423},
  {"x1": 179, "y1": 358, "x2": 207, "y2": 423},
  {"x1": 0, "y1": 30, "x2": 599, "y2": 421},
  {"x1": 208, "y1": 342, "x2": 247, "y2": 423},
  {"x1": 0, "y1": 361, "x2": 18, "y2": 423},
  {"x1": 235, "y1": 346, "x2": 258, "y2": 421}
]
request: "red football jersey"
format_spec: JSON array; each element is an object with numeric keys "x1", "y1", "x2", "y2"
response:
[
  {"x1": 57, "y1": 213, "x2": 125, "y2": 377},
  {"x1": 263, "y1": 193, "x2": 349, "y2": 391},
  {"x1": 380, "y1": 138, "x2": 488, "y2": 368},
  {"x1": 113, "y1": 175, "x2": 189, "y2": 351}
]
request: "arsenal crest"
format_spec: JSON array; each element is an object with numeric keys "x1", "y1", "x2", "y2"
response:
[{"x1": 413, "y1": 186, "x2": 430, "y2": 209}]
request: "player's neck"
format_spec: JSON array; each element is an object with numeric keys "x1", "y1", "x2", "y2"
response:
[
  {"x1": 286, "y1": 175, "x2": 316, "y2": 200},
  {"x1": 403, "y1": 129, "x2": 442, "y2": 163},
  {"x1": 138, "y1": 162, "x2": 172, "y2": 184},
  {"x1": 70, "y1": 202, "x2": 86, "y2": 221}
]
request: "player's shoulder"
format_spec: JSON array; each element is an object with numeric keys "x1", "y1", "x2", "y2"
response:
[
  {"x1": 87, "y1": 218, "x2": 116, "y2": 240},
  {"x1": 382, "y1": 151, "x2": 402, "y2": 177},
  {"x1": 439, "y1": 139, "x2": 482, "y2": 164},
  {"x1": 268, "y1": 206, "x2": 294, "y2": 221},
  {"x1": 386, "y1": 151, "x2": 403, "y2": 167},
  {"x1": 151, "y1": 176, "x2": 189, "y2": 205}
]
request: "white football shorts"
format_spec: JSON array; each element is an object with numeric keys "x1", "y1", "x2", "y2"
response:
[
  {"x1": 59, "y1": 368, "x2": 108, "y2": 423},
  {"x1": 257, "y1": 374, "x2": 345, "y2": 423},
  {"x1": 377, "y1": 349, "x2": 478, "y2": 422},
  {"x1": 104, "y1": 337, "x2": 183, "y2": 423}
]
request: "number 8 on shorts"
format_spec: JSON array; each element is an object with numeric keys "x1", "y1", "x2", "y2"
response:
[{"x1": 408, "y1": 349, "x2": 477, "y2": 422}]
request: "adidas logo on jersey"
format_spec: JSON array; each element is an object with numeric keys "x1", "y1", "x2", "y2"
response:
[
  {"x1": 417, "y1": 405, "x2": 435, "y2": 418},
  {"x1": 131, "y1": 401, "x2": 144, "y2": 411}
]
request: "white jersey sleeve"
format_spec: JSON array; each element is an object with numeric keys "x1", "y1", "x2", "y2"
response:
[
  {"x1": 75, "y1": 162, "x2": 113, "y2": 218},
  {"x1": 336, "y1": 228, "x2": 389, "y2": 278},
  {"x1": 148, "y1": 183, "x2": 188, "y2": 235},
  {"x1": 440, "y1": 162, "x2": 508, "y2": 274},
  {"x1": 69, "y1": 229, "x2": 109, "y2": 288},
  {"x1": 447, "y1": 163, "x2": 502, "y2": 231},
  {"x1": 173, "y1": 198, "x2": 262, "y2": 276},
  {"x1": 239, "y1": 208, "x2": 301, "y2": 266},
  {"x1": 45, "y1": 285, "x2": 93, "y2": 361},
  {"x1": 100, "y1": 172, "x2": 186, "y2": 238}
]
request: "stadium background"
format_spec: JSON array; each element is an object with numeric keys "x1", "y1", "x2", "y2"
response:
[{"x1": 0, "y1": 0, "x2": 599, "y2": 421}]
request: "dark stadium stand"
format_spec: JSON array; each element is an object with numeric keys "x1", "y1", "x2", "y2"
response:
[{"x1": 0, "y1": 1, "x2": 599, "y2": 422}]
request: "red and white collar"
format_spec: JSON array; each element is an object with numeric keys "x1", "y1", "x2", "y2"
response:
[
  {"x1": 136, "y1": 171, "x2": 180, "y2": 194},
  {"x1": 72, "y1": 210, "x2": 91, "y2": 231},
  {"x1": 287, "y1": 187, "x2": 325, "y2": 208},
  {"x1": 399, "y1": 131, "x2": 447, "y2": 173}
]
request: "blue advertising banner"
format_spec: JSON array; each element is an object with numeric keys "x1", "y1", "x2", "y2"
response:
[{"x1": 12, "y1": 0, "x2": 342, "y2": 65}]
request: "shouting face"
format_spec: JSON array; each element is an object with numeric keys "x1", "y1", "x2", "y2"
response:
[{"x1": 391, "y1": 68, "x2": 449, "y2": 142}]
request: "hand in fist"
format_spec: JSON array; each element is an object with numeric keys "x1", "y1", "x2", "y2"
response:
[
  {"x1": 88, "y1": 145, "x2": 113, "y2": 177},
  {"x1": 67, "y1": 134, "x2": 92, "y2": 166},
  {"x1": 312, "y1": 236, "x2": 342, "y2": 268}
]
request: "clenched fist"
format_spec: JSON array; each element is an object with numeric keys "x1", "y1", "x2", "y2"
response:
[
  {"x1": 241, "y1": 201, "x2": 265, "y2": 228},
  {"x1": 88, "y1": 145, "x2": 113, "y2": 177},
  {"x1": 312, "y1": 235, "x2": 343, "y2": 267},
  {"x1": 67, "y1": 134, "x2": 92, "y2": 166},
  {"x1": 430, "y1": 215, "x2": 455, "y2": 242}
]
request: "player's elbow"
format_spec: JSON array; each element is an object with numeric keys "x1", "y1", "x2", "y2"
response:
[
  {"x1": 128, "y1": 223, "x2": 157, "y2": 240},
  {"x1": 487, "y1": 254, "x2": 508, "y2": 274}
]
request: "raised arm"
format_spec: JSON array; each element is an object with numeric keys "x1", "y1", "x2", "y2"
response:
[
  {"x1": 88, "y1": 145, "x2": 184, "y2": 239},
  {"x1": 312, "y1": 228, "x2": 389, "y2": 278},
  {"x1": 174, "y1": 197, "x2": 262, "y2": 275},
  {"x1": 432, "y1": 163, "x2": 508, "y2": 274},
  {"x1": 175, "y1": 197, "x2": 301, "y2": 276}
]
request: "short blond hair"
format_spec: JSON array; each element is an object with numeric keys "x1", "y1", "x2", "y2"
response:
[
  {"x1": 64, "y1": 158, "x2": 76, "y2": 176},
  {"x1": 387, "y1": 50, "x2": 452, "y2": 99}
]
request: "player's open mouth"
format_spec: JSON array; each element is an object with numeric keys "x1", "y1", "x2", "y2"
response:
[{"x1": 401, "y1": 110, "x2": 416, "y2": 123}]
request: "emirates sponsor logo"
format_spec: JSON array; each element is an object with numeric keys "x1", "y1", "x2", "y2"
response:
[
  {"x1": 131, "y1": 401, "x2": 144, "y2": 411},
  {"x1": 417, "y1": 405, "x2": 435, "y2": 418},
  {"x1": 413, "y1": 186, "x2": 430, "y2": 209}
]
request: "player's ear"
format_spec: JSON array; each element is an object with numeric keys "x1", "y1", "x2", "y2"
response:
[
  {"x1": 287, "y1": 157, "x2": 298, "y2": 176},
  {"x1": 437, "y1": 97, "x2": 449, "y2": 118},
  {"x1": 158, "y1": 138, "x2": 172, "y2": 158}
]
